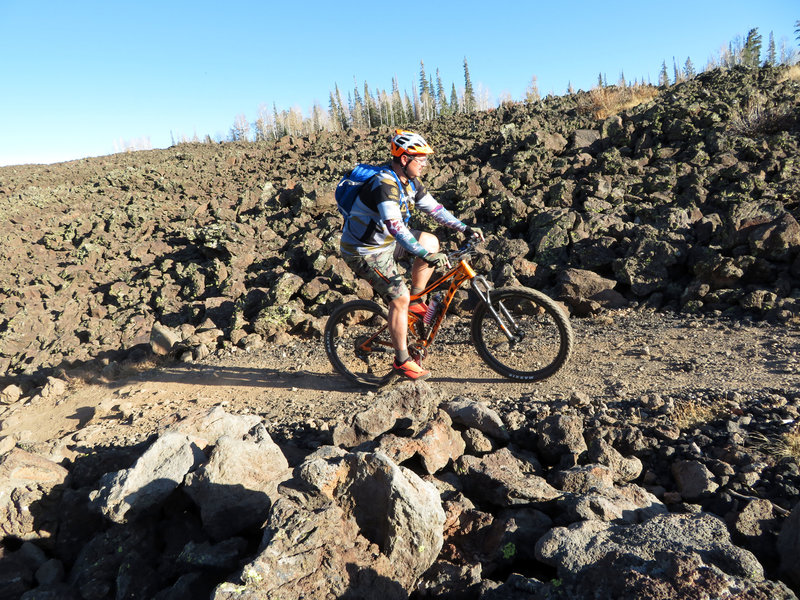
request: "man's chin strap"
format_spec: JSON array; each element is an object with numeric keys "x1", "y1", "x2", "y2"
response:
[{"x1": 400, "y1": 155, "x2": 411, "y2": 180}]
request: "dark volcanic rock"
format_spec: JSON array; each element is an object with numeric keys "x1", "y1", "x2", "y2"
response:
[{"x1": 1, "y1": 66, "x2": 799, "y2": 389}]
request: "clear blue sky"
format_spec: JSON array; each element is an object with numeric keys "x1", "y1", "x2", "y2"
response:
[{"x1": 0, "y1": 0, "x2": 796, "y2": 167}]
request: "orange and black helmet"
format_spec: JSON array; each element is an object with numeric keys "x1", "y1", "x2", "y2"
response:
[{"x1": 390, "y1": 129, "x2": 434, "y2": 157}]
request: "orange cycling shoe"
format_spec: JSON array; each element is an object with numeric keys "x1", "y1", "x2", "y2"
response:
[
  {"x1": 408, "y1": 301, "x2": 428, "y2": 318},
  {"x1": 393, "y1": 357, "x2": 431, "y2": 381}
]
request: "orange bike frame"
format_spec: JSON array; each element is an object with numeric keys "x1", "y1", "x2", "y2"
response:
[{"x1": 409, "y1": 258, "x2": 477, "y2": 347}]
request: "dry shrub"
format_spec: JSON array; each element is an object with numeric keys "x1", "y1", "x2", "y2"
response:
[
  {"x1": 778, "y1": 64, "x2": 800, "y2": 83},
  {"x1": 672, "y1": 399, "x2": 719, "y2": 430},
  {"x1": 579, "y1": 84, "x2": 659, "y2": 120},
  {"x1": 729, "y1": 93, "x2": 798, "y2": 137},
  {"x1": 751, "y1": 426, "x2": 800, "y2": 460},
  {"x1": 782, "y1": 427, "x2": 800, "y2": 458}
]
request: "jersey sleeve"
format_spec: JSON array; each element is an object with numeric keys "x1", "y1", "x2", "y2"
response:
[
  {"x1": 384, "y1": 219, "x2": 429, "y2": 257},
  {"x1": 375, "y1": 175, "x2": 405, "y2": 222},
  {"x1": 415, "y1": 190, "x2": 467, "y2": 232},
  {"x1": 375, "y1": 175, "x2": 427, "y2": 257}
]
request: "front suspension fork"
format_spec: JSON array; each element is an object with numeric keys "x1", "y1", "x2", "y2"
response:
[{"x1": 472, "y1": 276, "x2": 520, "y2": 343}]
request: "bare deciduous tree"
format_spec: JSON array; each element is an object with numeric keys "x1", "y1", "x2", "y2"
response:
[{"x1": 229, "y1": 113, "x2": 250, "y2": 142}]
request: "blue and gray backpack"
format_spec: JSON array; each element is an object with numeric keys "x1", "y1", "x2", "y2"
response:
[{"x1": 335, "y1": 164, "x2": 414, "y2": 224}]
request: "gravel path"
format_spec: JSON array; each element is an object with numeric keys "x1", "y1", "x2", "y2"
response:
[{"x1": 4, "y1": 308, "x2": 799, "y2": 453}]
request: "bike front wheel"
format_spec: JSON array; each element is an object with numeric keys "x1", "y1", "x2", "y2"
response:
[
  {"x1": 471, "y1": 286, "x2": 573, "y2": 382},
  {"x1": 324, "y1": 299, "x2": 396, "y2": 387}
]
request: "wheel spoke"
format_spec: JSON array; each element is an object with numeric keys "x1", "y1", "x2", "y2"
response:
[
  {"x1": 471, "y1": 288, "x2": 572, "y2": 381},
  {"x1": 325, "y1": 300, "x2": 406, "y2": 387}
]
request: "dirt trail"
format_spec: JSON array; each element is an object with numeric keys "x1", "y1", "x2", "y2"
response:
[{"x1": 3, "y1": 309, "x2": 799, "y2": 452}]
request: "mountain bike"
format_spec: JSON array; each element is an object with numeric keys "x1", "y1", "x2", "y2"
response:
[{"x1": 324, "y1": 240, "x2": 573, "y2": 387}]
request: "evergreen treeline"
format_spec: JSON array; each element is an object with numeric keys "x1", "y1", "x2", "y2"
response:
[
  {"x1": 224, "y1": 57, "x2": 482, "y2": 143},
  {"x1": 658, "y1": 26, "x2": 796, "y2": 87},
  {"x1": 169, "y1": 26, "x2": 799, "y2": 146}
]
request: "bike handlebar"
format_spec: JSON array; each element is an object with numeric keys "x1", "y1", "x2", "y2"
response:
[{"x1": 447, "y1": 239, "x2": 479, "y2": 262}]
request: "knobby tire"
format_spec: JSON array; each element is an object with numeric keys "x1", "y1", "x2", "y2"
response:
[
  {"x1": 324, "y1": 299, "x2": 395, "y2": 387},
  {"x1": 470, "y1": 286, "x2": 573, "y2": 381}
]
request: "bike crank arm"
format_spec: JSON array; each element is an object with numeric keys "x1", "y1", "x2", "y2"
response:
[{"x1": 472, "y1": 276, "x2": 522, "y2": 343}]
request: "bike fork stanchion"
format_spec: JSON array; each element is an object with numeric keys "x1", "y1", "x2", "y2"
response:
[{"x1": 472, "y1": 276, "x2": 518, "y2": 343}]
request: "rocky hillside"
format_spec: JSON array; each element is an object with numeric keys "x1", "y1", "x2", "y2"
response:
[
  {"x1": 1, "y1": 65, "x2": 799, "y2": 394},
  {"x1": 2, "y1": 63, "x2": 800, "y2": 600}
]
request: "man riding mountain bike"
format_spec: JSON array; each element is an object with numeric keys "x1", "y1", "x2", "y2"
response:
[{"x1": 339, "y1": 129, "x2": 484, "y2": 381}]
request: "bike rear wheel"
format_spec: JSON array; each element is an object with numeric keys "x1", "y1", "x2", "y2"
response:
[
  {"x1": 324, "y1": 300, "x2": 396, "y2": 387},
  {"x1": 471, "y1": 286, "x2": 573, "y2": 381}
]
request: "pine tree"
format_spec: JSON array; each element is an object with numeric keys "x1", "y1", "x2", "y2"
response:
[
  {"x1": 742, "y1": 28, "x2": 762, "y2": 67},
  {"x1": 463, "y1": 57, "x2": 476, "y2": 113},
  {"x1": 658, "y1": 61, "x2": 669, "y2": 87},
  {"x1": 597, "y1": 72, "x2": 604, "y2": 87},
  {"x1": 419, "y1": 61, "x2": 430, "y2": 97},
  {"x1": 619, "y1": 70, "x2": 627, "y2": 88},
  {"x1": 795, "y1": 20, "x2": 800, "y2": 45},
  {"x1": 417, "y1": 61, "x2": 433, "y2": 120},
  {"x1": 364, "y1": 82, "x2": 380, "y2": 128},
  {"x1": 450, "y1": 83, "x2": 459, "y2": 113},
  {"x1": 328, "y1": 92, "x2": 340, "y2": 132},
  {"x1": 335, "y1": 84, "x2": 349, "y2": 131},
  {"x1": 567, "y1": 81, "x2": 575, "y2": 95},
  {"x1": 347, "y1": 91, "x2": 354, "y2": 125},
  {"x1": 436, "y1": 69, "x2": 449, "y2": 115},
  {"x1": 403, "y1": 92, "x2": 414, "y2": 123},
  {"x1": 351, "y1": 80, "x2": 365, "y2": 129},
  {"x1": 684, "y1": 57, "x2": 696, "y2": 79},
  {"x1": 765, "y1": 31, "x2": 776, "y2": 66},
  {"x1": 672, "y1": 57, "x2": 680, "y2": 84},
  {"x1": 429, "y1": 74, "x2": 436, "y2": 114},
  {"x1": 273, "y1": 103, "x2": 284, "y2": 137},
  {"x1": 391, "y1": 76, "x2": 404, "y2": 126},
  {"x1": 311, "y1": 102, "x2": 324, "y2": 132}
]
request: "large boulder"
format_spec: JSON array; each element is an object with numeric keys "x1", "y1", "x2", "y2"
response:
[
  {"x1": 215, "y1": 449, "x2": 445, "y2": 599},
  {"x1": 536, "y1": 414, "x2": 588, "y2": 466},
  {"x1": 552, "y1": 466, "x2": 667, "y2": 524},
  {"x1": 455, "y1": 447, "x2": 559, "y2": 507},
  {"x1": 332, "y1": 381, "x2": 439, "y2": 447},
  {"x1": 613, "y1": 233, "x2": 686, "y2": 297},
  {"x1": 587, "y1": 437, "x2": 643, "y2": 483},
  {"x1": 375, "y1": 409, "x2": 466, "y2": 475},
  {"x1": 183, "y1": 429, "x2": 291, "y2": 540},
  {"x1": 90, "y1": 432, "x2": 203, "y2": 523},
  {"x1": 441, "y1": 398, "x2": 510, "y2": 442},
  {"x1": 163, "y1": 406, "x2": 263, "y2": 451},
  {"x1": 536, "y1": 512, "x2": 795, "y2": 599},
  {"x1": 0, "y1": 448, "x2": 69, "y2": 543},
  {"x1": 556, "y1": 268, "x2": 618, "y2": 302},
  {"x1": 671, "y1": 459, "x2": 719, "y2": 500}
]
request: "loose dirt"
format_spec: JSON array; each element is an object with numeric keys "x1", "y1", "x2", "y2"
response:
[{"x1": 4, "y1": 308, "x2": 799, "y2": 453}]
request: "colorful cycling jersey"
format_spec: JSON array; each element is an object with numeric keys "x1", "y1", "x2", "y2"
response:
[{"x1": 340, "y1": 165, "x2": 466, "y2": 257}]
